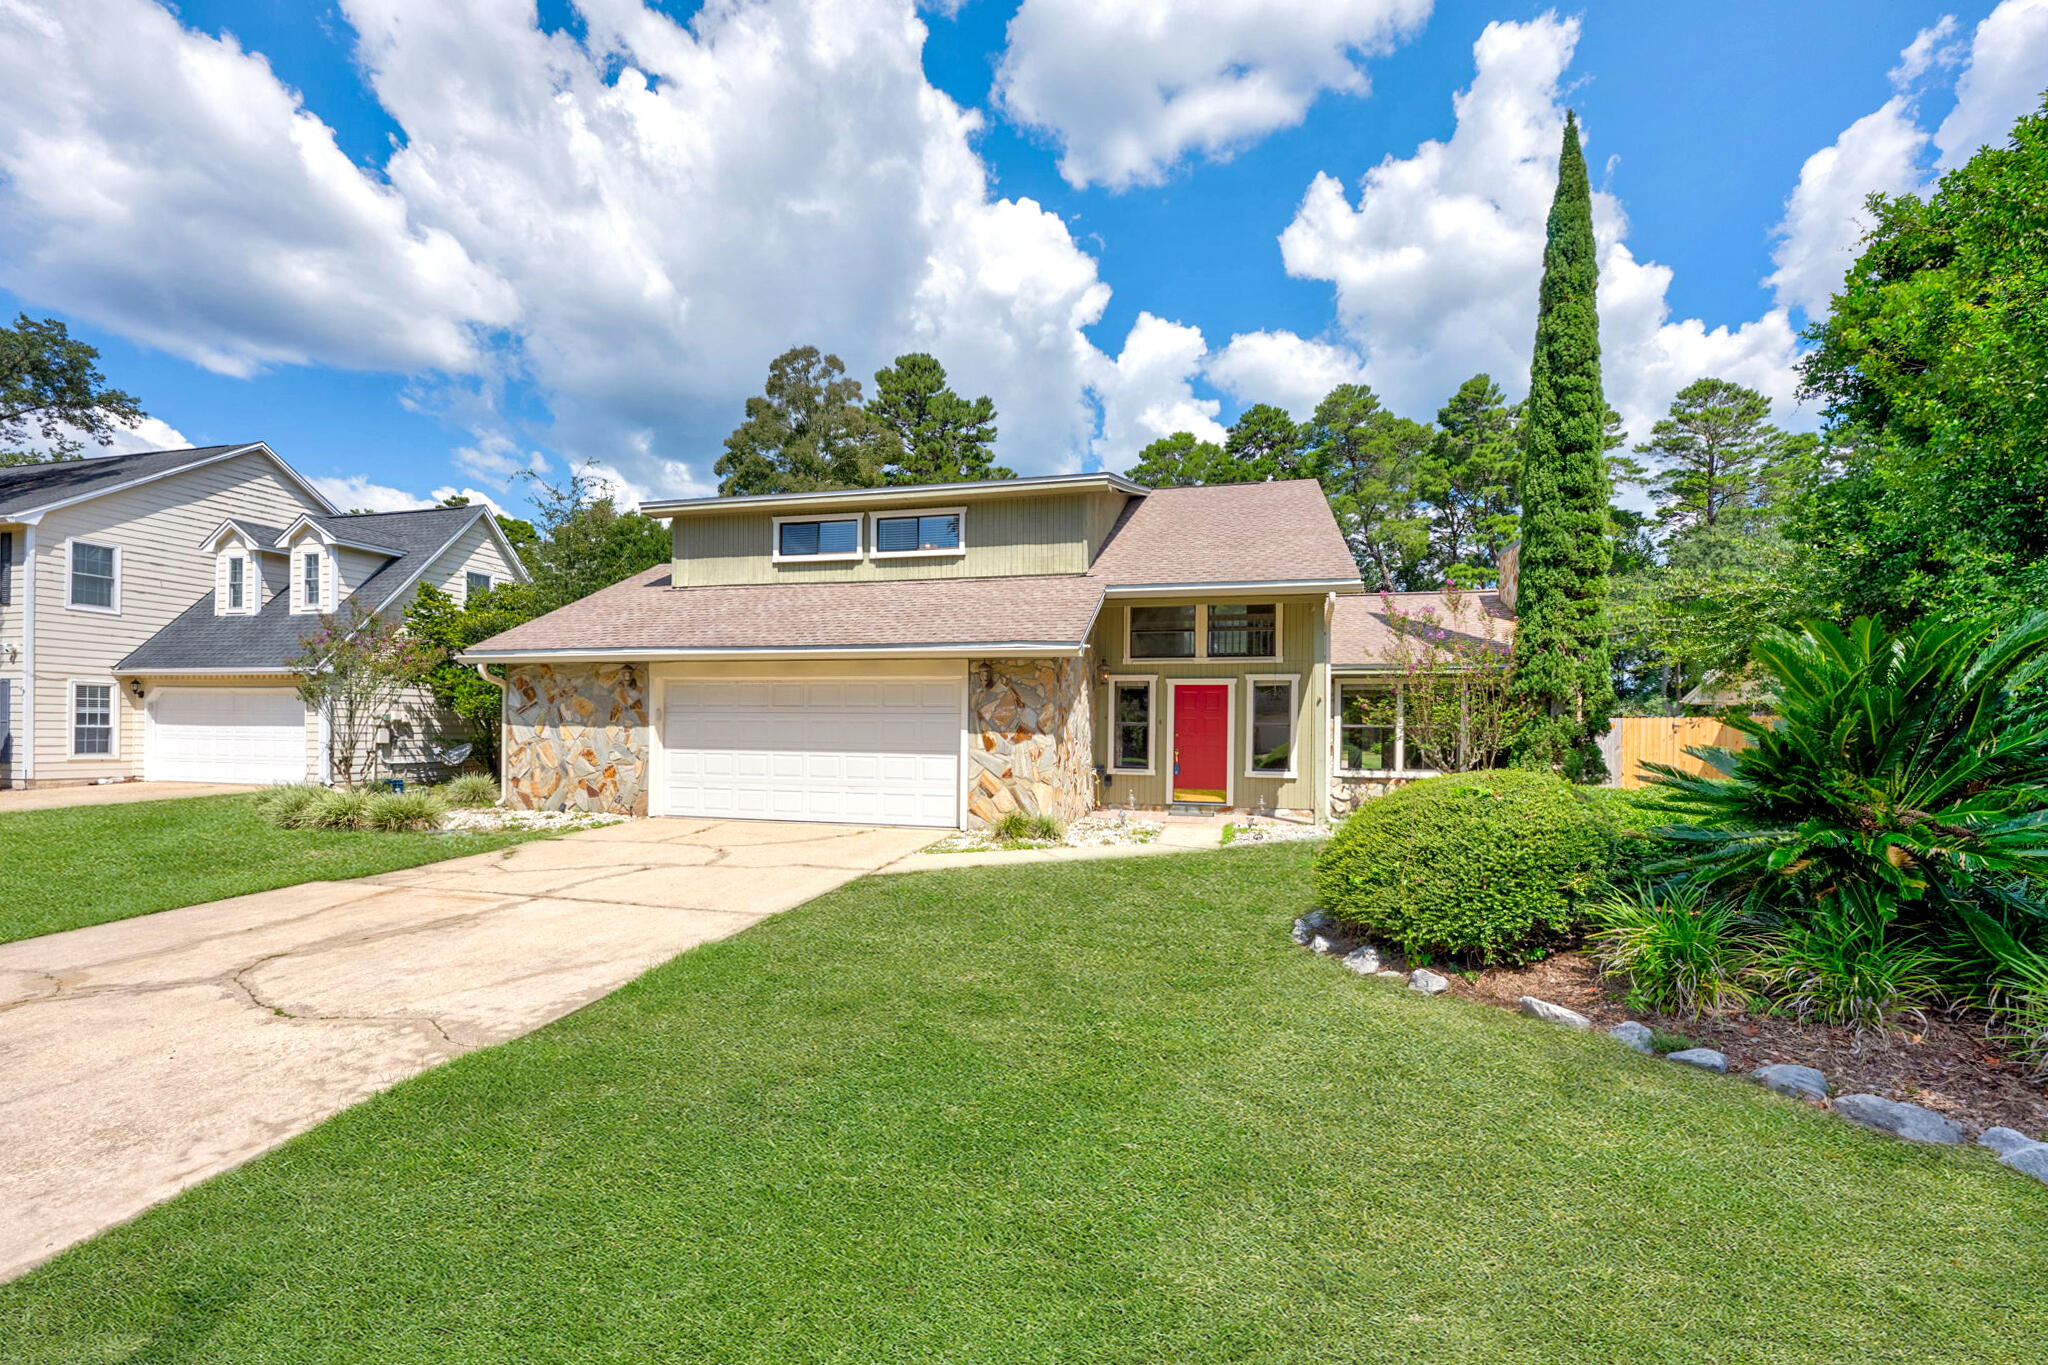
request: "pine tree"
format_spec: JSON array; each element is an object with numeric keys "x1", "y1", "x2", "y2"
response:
[
  {"x1": 869, "y1": 352, "x2": 1011, "y2": 484},
  {"x1": 1508, "y1": 112, "x2": 1615, "y2": 779}
]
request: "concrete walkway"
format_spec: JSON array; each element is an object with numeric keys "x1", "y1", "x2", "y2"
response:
[
  {"x1": 0, "y1": 781, "x2": 258, "y2": 814},
  {"x1": 0, "y1": 818, "x2": 935, "y2": 1281}
]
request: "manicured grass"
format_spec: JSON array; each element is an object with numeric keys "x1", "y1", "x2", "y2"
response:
[
  {"x1": 5, "y1": 846, "x2": 2046, "y2": 1362},
  {"x1": 0, "y1": 794, "x2": 543, "y2": 945}
]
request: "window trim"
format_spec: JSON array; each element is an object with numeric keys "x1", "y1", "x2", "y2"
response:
[
  {"x1": 869, "y1": 505, "x2": 968, "y2": 559},
  {"x1": 292, "y1": 543, "x2": 332, "y2": 615},
  {"x1": 1333, "y1": 677, "x2": 1442, "y2": 779},
  {"x1": 1124, "y1": 602, "x2": 1282, "y2": 663},
  {"x1": 770, "y1": 513, "x2": 865, "y2": 564},
  {"x1": 64, "y1": 539, "x2": 121, "y2": 615},
  {"x1": 225, "y1": 551, "x2": 249, "y2": 614},
  {"x1": 1244, "y1": 673, "x2": 1300, "y2": 780},
  {"x1": 1104, "y1": 673, "x2": 1158, "y2": 776},
  {"x1": 68, "y1": 678, "x2": 117, "y2": 759}
]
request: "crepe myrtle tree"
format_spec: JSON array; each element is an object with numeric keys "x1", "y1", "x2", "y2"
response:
[
  {"x1": 291, "y1": 602, "x2": 437, "y2": 789},
  {"x1": 1354, "y1": 583, "x2": 1529, "y2": 773}
]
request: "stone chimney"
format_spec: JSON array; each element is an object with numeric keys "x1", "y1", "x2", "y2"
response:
[{"x1": 1496, "y1": 541, "x2": 1519, "y2": 614}]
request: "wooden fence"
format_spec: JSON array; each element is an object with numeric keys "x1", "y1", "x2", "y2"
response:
[{"x1": 1600, "y1": 716, "x2": 1755, "y2": 789}]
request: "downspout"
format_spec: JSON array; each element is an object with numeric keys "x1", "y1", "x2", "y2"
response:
[
  {"x1": 20, "y1": 522, "x2": 35, "y2": 786},
  {"x1": 472, "y1": 662, "x2": 510, "y2": 802}
]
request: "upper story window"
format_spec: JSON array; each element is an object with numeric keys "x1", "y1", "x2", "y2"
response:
[
  {"x1": 1208, "y1": 603, "x2": 1278, "y2": 659},
  {"x1": 466, "y1": 570, "x2": 493, "y2": 599},
  {"x1": 226, "y1": 554, "x2": 247, "y2": 612},
  {"x1": 773, "y1": 516, "x2": 862, "y2": 562},
  {"x1": 1126, "y1": 603, "x2": 1279, "y2": 661},
  {"x1": 67, "y1": 540, "x2": 119, "y2": 613},
  {"x1": 300, "y1": 549, "x2": 324, "y2": 612},
  {"x1": 872, "y1": 510, "x2": 964, "y2": 557},
  {"x1": 1128, "y1": 605, "x2": 1196, "y2": 659}
]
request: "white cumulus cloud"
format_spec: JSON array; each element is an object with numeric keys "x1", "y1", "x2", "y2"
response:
[
  {"x1": 1089, "y1": 312, "x2": 1225, "y2": 466},
  {"x1": 1204, "y1": 331, "x2": 1368, "y2": 420},
  {"x1": 1273, "y1": 12, "x2": 1806, "y2": 443},
  {"x1": 994, "y1": 0, "x2": 1433, "y2": 189},
  {"x1": 1935, "y1": 0, "x2": 2048, "y2": 168}
]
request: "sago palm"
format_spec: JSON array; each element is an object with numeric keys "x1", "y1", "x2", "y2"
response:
[{"x1": 1644, "y1": 612, "x2": 2048, "y2": 927}]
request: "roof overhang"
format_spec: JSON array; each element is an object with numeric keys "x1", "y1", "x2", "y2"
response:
[
  {"x1": 2, "y1": 442, "x2": 341, "y2": 524},
  {"x1": 644, "y1": 472, "x2": 1147, "y2": 519},
  {"x1": 1103, "y1": 577, "x2": 1366, "y2": 598},
  {"x1": 199, "y1": 517, "x2": 288, "y2": 554},
  {"x1": 112, "y1": 665, "x2": 298, "y2": 677},
  {"x1": 460, "y1": 641, "x2": 1088, "y2": 665},
  {"x1": 276, "y1": 513, "x2": 404, "y2": 557}
]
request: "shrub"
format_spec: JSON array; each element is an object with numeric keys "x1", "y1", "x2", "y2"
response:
[
  {"x1": 1312, "y1": 770, "x2": 1613, "y2": 964},
  {"x1": 363, "y1": 790, "x2": 450, "y2": 832},
  {"x1": 1588, "y1": 882, "x2": 1753, "y2": 1019},
  {"x1": 253, "y1": 784, "x2": 326, "y2": 828},
  {"x1": 1753, "y1": 888, "x2": 1950, "y2": 1032},
  {"x1": 440, "y1": 773, "x2": 502, "y2": 808},
  {"x1": 296, "y1": 787, "x2": 375, "y2": 831},
  {"x1": 989, "y1": 811, "x2": 1063, "y2": 845},
  {"x1": 1648, "y1": 613, "x2": 2048, "y2": 942}
]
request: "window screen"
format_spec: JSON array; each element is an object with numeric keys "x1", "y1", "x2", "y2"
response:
[
  {"x1": 874, "y1": 513, "x2": 961, "y2": 553},
  {"x1": 1207, "y1": 603, "x2": 1277, "y2": 658},
  {"x1": 777, "y1": 518, "x2": 861, "y2": 557},
  {"x1": 1128, "y1": 605, "x2": 1195, "y2": 658},
  {"x1": 70, "y1": 542, "x2": 116, "y2": 609}
]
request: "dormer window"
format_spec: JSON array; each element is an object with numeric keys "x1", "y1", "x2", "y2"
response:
[
  {"x1": 302, "y1": 550, "x2": 323, "y2": 609},
  {"x1": 872, "y1": 509, "x2": 964, "y2": 557},
  {"x1": 227, "y1": 554, "x2": 246, "y2": 611},
  {"x1": 772, "y1": 515, "x2": 862, "y2": 562}
]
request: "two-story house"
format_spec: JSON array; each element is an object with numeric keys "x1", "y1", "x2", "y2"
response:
[
  {"x1": 464, "y1": 473, "x2": 1513, "y2": 827},
  {"x1": 0, "y1": 444, "x2": 527, "y2": 789}
]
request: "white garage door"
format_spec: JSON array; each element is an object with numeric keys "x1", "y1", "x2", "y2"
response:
[
  {"x1": 146, "y1": 688, "x2": 308, "y2": 785},
  {"x1": 663, "y1": 677, "x2": 961, "y2": 827}
]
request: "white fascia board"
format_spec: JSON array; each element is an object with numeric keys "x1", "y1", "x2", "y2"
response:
[
  {"x1": 1103, "y1": 578, "x2": 1365, "y2": 597},
  {"x1": 644, "y1": 471, "x2": 1146, "y2": 518},
  {"x1": 458, "y1": 642, "x2": 1089, "y2": 665},
  {"x1": 110, "y1": 667, "x2": 299, "y2": 679}
]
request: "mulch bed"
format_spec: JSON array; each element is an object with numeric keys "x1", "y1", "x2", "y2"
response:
[{"x1": 1456, "y1": 950, "x2": 2048, "y2": 1138}]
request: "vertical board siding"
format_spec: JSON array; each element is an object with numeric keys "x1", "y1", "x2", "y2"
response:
[
  {"x1": 1606, "y1": 715, "x2": 1755, "y2": 789},
  {"x1": 1087, "y1": 594, "x2": 1328, "y2": 814},
  {"x1": 675, "y1": 492, "x2": 1094, "y2": 585},
  {"x1": 30, "y1": 452, "x2": 328, "y2": 780}
]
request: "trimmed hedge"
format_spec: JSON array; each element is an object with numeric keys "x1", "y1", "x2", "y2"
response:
[{"x1": 1313, "y1": 770, "x2": 1615, "y2": 964}]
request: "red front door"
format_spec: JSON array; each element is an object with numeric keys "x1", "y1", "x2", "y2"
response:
[{"x1": 1172, "y1": 684, "x2": 1229, "y2": 803}]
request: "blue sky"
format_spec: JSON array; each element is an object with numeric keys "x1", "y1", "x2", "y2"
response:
[{"x1": 2, "y1": 0, "x2": 2043, "y2": 518}]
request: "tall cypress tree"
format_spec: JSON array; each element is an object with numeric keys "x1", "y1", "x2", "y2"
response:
[{"x1": 1508, "y1": 112, "x2": 1614, "y2": 779}]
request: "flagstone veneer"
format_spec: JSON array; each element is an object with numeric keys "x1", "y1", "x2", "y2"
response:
[
  {"x1": 504, "y1": 663, "x2": 648, "y2": 815},
  {"x1": 967, "y1": 658, "x2": 1095, "y2": 827}
]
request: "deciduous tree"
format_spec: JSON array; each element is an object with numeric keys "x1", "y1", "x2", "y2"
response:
[
  {"x1": 715, "y1": 346, "x2": 890, "y2": 495},
  {"x1": 0, "y1": 314, "x2": 146, "y2": 465}
]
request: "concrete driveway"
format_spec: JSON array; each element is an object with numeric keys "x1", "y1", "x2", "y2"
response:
[
  {"x1": 0, "y1": 818, "x2": 936, "y2": 1281},
  {"x1": 0, "y1": 781, "x2": 259, "y2": 814}
]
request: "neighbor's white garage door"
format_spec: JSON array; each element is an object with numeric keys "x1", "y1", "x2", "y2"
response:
[
  {"x1": 145, "y1": 688, "x2": 308, "y2": 785},
  {"x1": 662, "y1": 677, "x2": 961, "y2": 827}
]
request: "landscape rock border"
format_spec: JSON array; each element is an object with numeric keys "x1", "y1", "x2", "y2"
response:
[{"x1": 1289, "y1": 916, "x2": 2048, "y2": 1191}]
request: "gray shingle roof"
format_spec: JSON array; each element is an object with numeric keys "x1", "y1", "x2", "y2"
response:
[
  {"x1": 118, "y1": 505, "x2": 489, "y2": 672},
  {"x1": 0, "y1": 445, "x2": 254, "y2": 519}
]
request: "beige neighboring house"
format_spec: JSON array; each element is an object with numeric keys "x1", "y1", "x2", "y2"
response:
[
  {"x1": 0, "y1": 444, "x2": 527, "y2": 789},
  {"x1": 463, "y1": 473, "x2": 1514, "y2": 829}
]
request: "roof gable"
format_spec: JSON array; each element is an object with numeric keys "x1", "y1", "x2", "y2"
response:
[
  {"x1": 1086, "y1": 480, "x2": 1362, "y2": 590},
  {"x1": 0, "y1": 443, "x2": 338, "y2": 521}
]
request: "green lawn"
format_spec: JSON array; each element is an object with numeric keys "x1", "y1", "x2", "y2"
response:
[
  {"x1": 4, "y1": 845, "x2": 2045, "y2": 1363},
  {"x1": 0, "y1": 794, "x2": 544, "y2": 945}
]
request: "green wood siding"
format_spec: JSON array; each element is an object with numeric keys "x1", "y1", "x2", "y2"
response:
[
  {"x1": 674, "y1": 492, "x2": 1098, "y2": 585},
  {"x1": 1088, "y1": 594, "x2": 1329, "y2": 814}
]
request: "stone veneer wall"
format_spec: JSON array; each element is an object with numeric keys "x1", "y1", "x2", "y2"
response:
[
  {"x1": 504, "y1": 662, "x2": 649, "y2": 815},
  {"x1": 1328, "y1": 775, "x2": 1431, "y2": 821},
  {"x1": 968, "y1": 658, "x2": 1094, "y2": 827}
]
